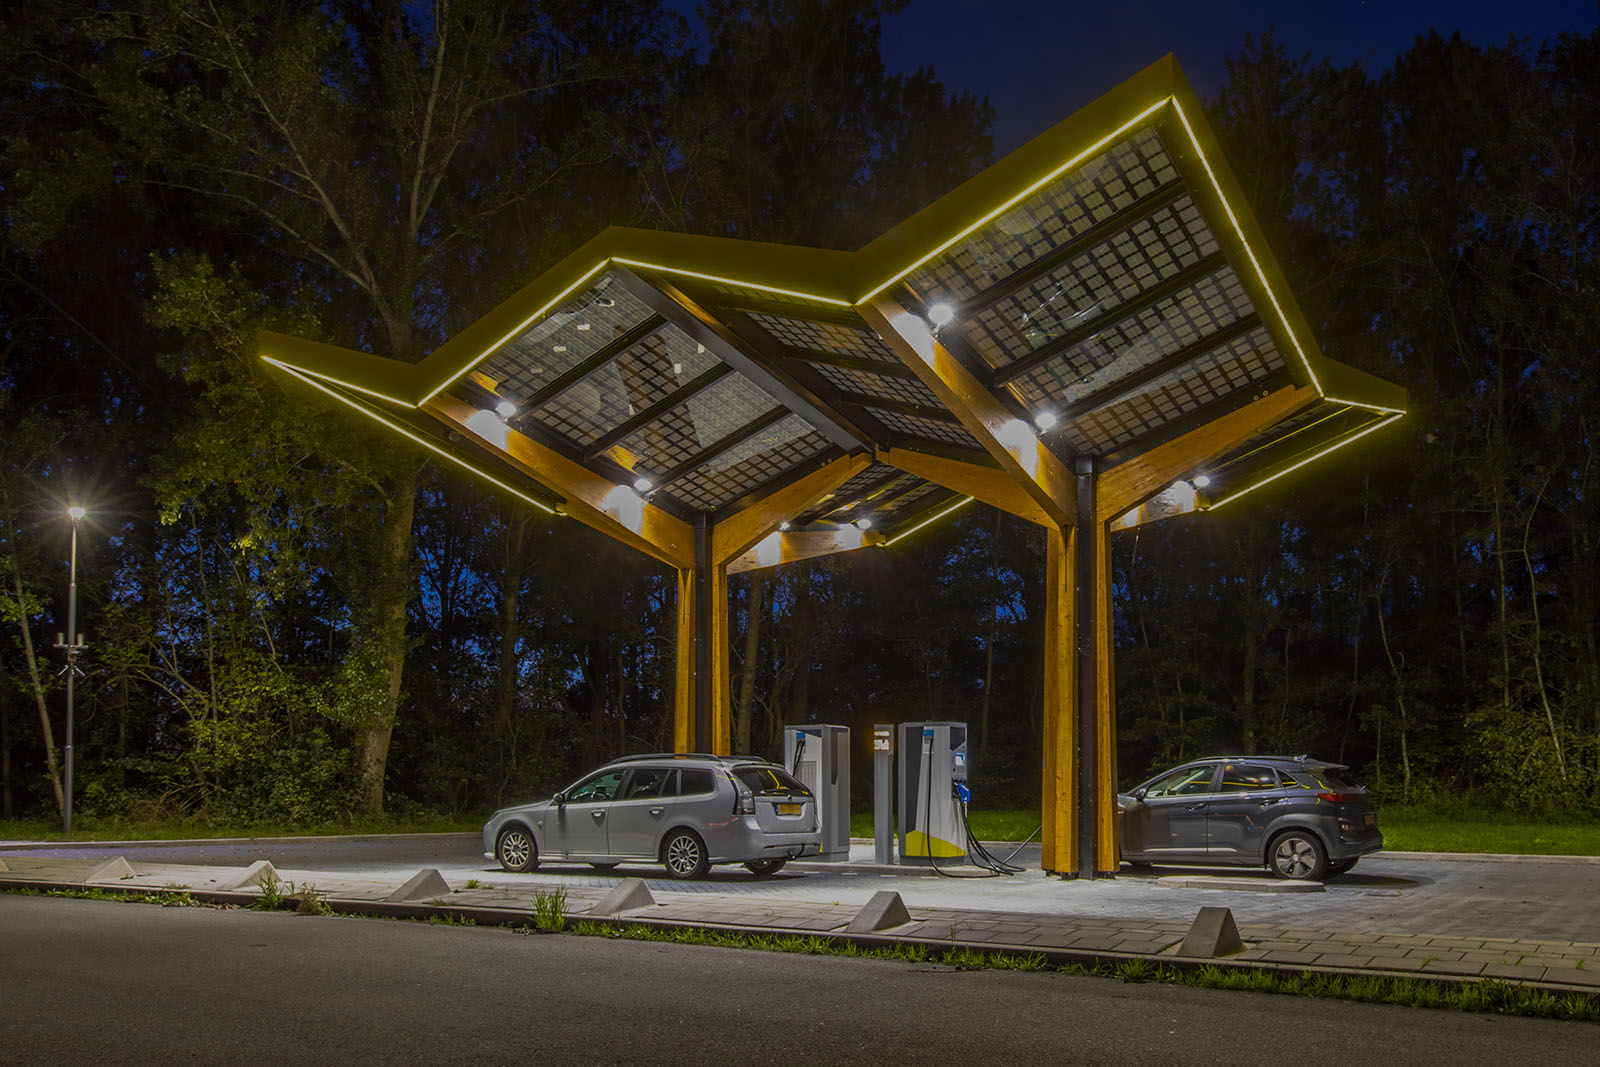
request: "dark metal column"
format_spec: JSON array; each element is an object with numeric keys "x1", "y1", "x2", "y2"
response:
[
  {"x1": 693, "y1": 516, "x2": 711, "y2": 753},
  {"x1": 1074, "y1": 456, "x2": 1098, "y2": 880}
]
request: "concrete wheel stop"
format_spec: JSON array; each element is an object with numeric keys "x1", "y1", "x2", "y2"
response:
[
  {"x1": 587, "y1": 878, "x2": 657, "y2": 917},
  {"x1": 1176, "y1": 906, "x2": 1245, "y2": 957},
  {"x1": 388, "y1": 868, "x2": 451, "y2": 902},
  {"x1": 846, "y1": 891, "x2": 912, "y2": 933}
]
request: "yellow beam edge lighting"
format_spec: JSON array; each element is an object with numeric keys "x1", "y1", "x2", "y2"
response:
[
  {"x1": 610, "y1": 258, "x2": 854, "y2": 307},
  {"x1": 881, "y1": 495, "x2": 976, "y2": 547},
  {"x1": 264, "y1": 358, "x2": 559, "y2": 515},
  {"x1": 1168, "y1": 98, "x2": 1325, "y2": 398},
  {"x1": 856, "y1": 98, "x2": 1171, "y2": 304},
  {"x1": 1203, "y1": 412, "x2": 1404, "y2": 511},
  {"x1": 258, "y1": 359, "x2": 420, "y2": 409},
  {"x1": 418, "y1": 260, "x2": 611, "y2": 406},
  {"x1": 1322, "y1": 395, "x2": 1407, "y2": 415}
]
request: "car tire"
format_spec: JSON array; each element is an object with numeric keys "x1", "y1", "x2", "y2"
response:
[
  {"x1": 496, "y1": 825, "x2": 539, "y2": 873},
  {"x1": 1268, "y1": 830, "x2": 1328, "y2": 880},
  {"x1": 589, "y1": 862, "x2": 619, "y2": 871},
  {"x1": 662, "y1": 830, "x2": 710, "y2": 880},
  {"x1": 743, "y1": 858, "x2": 787, "y2": 877},
  {"x1": 1326, "y1": 858, "x2": 1358, "y2": 876}
]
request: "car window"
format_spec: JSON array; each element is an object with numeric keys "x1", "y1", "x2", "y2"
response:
[
  {"x1": 1218, "y1": 764, "x2": 1279, "y2": 792},
  {"x1": 1298, "y1": 766, "x2": 1360, "y2": 790},
  {"x1": 1143, "y1": 765, "x2": 1215, "y2": 797},
  {"x1": 733, "y1": 765, "x2": 811, "y2": 796},
  {"x1": 566, "y1": 769, "x2": 624, "y2": 803},
  {"x1": 622, "y1": 767, "x2": 672, "y2": 800},
  {"x1": 679, "y1": 768, "x2": 716, "y2": 796}
]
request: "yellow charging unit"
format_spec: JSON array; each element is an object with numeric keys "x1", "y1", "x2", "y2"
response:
[{"x1": 897, "y1": 721, "x2": 968, "y2": 865}]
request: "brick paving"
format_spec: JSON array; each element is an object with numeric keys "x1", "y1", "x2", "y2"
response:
[{"x1": 6, "y1": 850, "x2": 1600, "y2": 996}]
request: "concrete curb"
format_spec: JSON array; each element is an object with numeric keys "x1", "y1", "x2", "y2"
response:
[{"x1": 11, "y1": 877, "x2": 1600, "y2": 1001}]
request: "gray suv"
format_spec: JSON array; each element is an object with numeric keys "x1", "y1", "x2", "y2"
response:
[
  {"x1": 1117, "y1": 756, "x2": 1382, "y2": 880},
  {"x1": 483, "y1": 754, "x2": 820, "y2": 880}
]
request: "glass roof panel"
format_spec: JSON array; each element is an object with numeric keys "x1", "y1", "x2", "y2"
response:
[
  {"x1": 669, "y1": 414, "x2": 831, "y2": 510},
  {"x1": 479, "y1": 271, "x2": 654, "y2": 403},
  {"x1": 1061, "y1": 335, "x2": 1278, "y2": 456},
  {"x1": 906, "y1": 127, "x2": 1180, "y2": 303},
  {"x1": 743, "y1": 313, "x2": 901, "y2": 364},
  {"x1": 600, "y1": 372, "x2": 778, "y2": 476},
  {"x1": 960, "y1": 197, "x2": 1219, "y2": 371},
  {"x1": 536, "y1": 326, "x2": 721, "y2": 446},
  {"x1": 1007, "y1": 271, "x2": 1267, "y2": 409}
]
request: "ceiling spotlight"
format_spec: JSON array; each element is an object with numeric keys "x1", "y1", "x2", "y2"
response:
[
  {"x1": 633, "y1": 475, "x2": 653, "y2": 492},
  {"x1": 927, "y1": 302, "x2": 956, "y2": 327},
  {"x1": 495, "y1": 399, "x2": 517, "y2": 419},
  {"x1": 854, "y1": 517, "x2": 873, "y2": 531},
  {"x1": 1192, "y1": 475, "x2": 1211, "y2": 489},
  {"x1": 778, "y1": 520, "x2": 791, "y2": 532},
  {"x1": 1034, "y1": 410, "x2": 1058, "y2": 432}
]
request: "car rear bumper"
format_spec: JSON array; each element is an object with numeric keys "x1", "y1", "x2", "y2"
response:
[
  {"x1": 1328, "y1": 825, "x2": 1384, "y2": 861},
  {"x1": 703, "y1": 817, "x2": 820, "y2": 864}
]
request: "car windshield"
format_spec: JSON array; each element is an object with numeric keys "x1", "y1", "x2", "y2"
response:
[{"x1": 733, "y1": 765, "x2": 811, "y2": 797}]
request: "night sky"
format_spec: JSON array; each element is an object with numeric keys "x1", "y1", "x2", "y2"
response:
[{"x1": 879, "y1": 0, "x2": 1600, "y2": 151}]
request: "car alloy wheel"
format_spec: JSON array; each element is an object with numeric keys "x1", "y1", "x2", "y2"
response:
[
  {"x1": 663, "y1": 830, "x2": 708, "y2": 879},
  {"x1": 1269, "y1": 831, "x2": 1327, "y2": 880},
  {"x1": 496, "y1": 826, "x2": 538, "y2": 873}
]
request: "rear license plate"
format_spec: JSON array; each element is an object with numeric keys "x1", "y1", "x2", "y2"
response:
[
  {"x1": 775, "y1": 803, "x2": 802, "y2": 816},
  {"x1": 1363, "y1": 813, "x2": 1376, "y2": 829}
]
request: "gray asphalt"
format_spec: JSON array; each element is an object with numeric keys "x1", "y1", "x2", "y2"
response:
[{"x1": 1, "y1": 894, "x2": 1590, "y2": 1066}]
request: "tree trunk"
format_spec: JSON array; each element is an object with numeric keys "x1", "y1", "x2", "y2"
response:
[
  {"x1": 11, "y1": 568, "x2": 63, "y2": 816},
  {"x1": 492, "y1": 509, "x2": 528, "y2": 805},
  {"x1": 735, "y1": 569, "x2": 764, "y2": 754},
  {"x1": 357, "y1": 466, "x2": 419, "y2": 815}
]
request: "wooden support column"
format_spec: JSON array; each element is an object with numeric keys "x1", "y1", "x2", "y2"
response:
[
  {"x1": 1073, "y1": 458, "x2": 1099, "y2": 879},
  {"x1": 675, "y1": 518, "x2": 734, "y2": 756},
  {"x1": 1040, "y1": 524, "x2": 1076, "y2": 875},
  {"x1": 1091, "y1": 508, "x2": 1118, "y2": 875}
]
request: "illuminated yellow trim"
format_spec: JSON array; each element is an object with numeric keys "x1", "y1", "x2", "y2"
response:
[
  {"x1": 1322, "y1": 395, "x2": 1407, "y2": 415},
  {"x1": 1203, "y1": 413, "x2": 1403, "y2": 510},
  {"x1": 418, "y1": 260, "x2": 611, "y2": 405},
  {"x1": 266, "y1": 359, "x2": 559, "y2": 514},
  {"x1": 1168, "y1": 99, "x2": 1324, "y2": 397},
  {"x1": 260, "y1": 361, "x2": 419, "y2": 408},
  {"x1": 881, "y1": 495, "x2": 976, "y2": 547},
  {"x1": 611, "y1": 258, "x2": 854, "y2": 308},
  {"x1": 856, "y1": 98, "x2": 1171, "y2": 303}
]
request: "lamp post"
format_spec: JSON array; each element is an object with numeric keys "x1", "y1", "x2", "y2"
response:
[{"x1": 57, "y1": 505, "x2": 86, "y2": 835}]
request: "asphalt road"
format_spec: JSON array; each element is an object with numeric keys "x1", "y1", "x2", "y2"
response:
[{"x1": 0, "y1": 894, "x2": 1589, "y2": 1066}]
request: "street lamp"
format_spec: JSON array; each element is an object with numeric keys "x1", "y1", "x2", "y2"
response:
[{"x1": 56, "y1": 505, "x2": 87, "y2": 834}]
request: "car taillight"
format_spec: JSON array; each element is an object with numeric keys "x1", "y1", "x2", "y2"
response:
[
  {"x1": 732, "y1": 778, "x2": 755, "y2": 816},
  {"x1": 1318, "y1": 792, "x2": 1356, "y2": 803}
]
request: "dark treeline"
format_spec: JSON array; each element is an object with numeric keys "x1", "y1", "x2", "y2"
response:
[{"x1": 1, "y1": 3, "x2": 1594, "y2": 825}]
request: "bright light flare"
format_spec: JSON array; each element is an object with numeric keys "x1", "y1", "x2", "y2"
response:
[{"x1": 67, "y1": 506, "x2": 86, "y2": 521}]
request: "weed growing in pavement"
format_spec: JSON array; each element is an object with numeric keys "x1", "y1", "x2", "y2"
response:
[
  {"x1": 532, "y1": 887, "x2": 567, "y2": 932},
  {"x1": 464, "y1": 879, "x2": 482, "y2": 890},
  {"x1": 253, "y1": 875, "x2": 286, "y2": 911},
  {"x1": 295, "y1": 885, "x2": 327, "y2": 916}
]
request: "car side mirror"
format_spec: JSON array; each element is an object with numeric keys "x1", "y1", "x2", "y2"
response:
[
  {"x1": 552, "y1": 792, "x2": 566, "y2": 806},
  {"x1": 1131, "y1": 787, "x2": 1147, "y2": 801}
]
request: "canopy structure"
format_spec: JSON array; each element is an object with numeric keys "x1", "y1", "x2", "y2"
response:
[{"x1": 262, "y1": 55, "x2": 1404, "y2": 878}]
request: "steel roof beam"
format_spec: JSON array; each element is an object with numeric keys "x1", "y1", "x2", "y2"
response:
[
  {"x1": 516, "y1": 314, "x2": 668, "y2": 413},
  {"x1": 651, "y1": 406, "x2": 791, "y2": 492},
  {"x1": 582, "y1": 364, "x2": 734, "y2": 461},
  {"x1": 1054, "y1": 313, "x2": 1264, "y2": 424}
]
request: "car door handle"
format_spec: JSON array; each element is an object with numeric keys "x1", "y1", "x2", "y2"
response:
[
  {"x1": 591, "y1": 810, "x2": 605, "y2": 821},
  {"x1": 1184, "y1": 803, "x2": 1207, "y2": 811},
  {"x1": 649, "y1": 807, "x2": 664, "y2": 817}
]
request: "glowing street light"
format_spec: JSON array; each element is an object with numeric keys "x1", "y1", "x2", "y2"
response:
[{"x1": 55, "y1": 505, "x2": 89, "y2": 835}]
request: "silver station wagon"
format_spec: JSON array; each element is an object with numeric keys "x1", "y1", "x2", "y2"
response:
[
  {"x1": 1118, "y1": 756, "x2": 1383, "y2": 880},
  {"x1": 483, "y1": 753, "x2": 820, "y2": 879}
]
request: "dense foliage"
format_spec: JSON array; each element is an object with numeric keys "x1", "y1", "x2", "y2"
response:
[{"x1": 1, "y1": 4, "x2": 1594, "y2": 825}]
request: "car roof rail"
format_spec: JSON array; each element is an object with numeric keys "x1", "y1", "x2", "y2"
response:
[{"x1": 608, "y1": 752, "x2": 722, "y2": 764}]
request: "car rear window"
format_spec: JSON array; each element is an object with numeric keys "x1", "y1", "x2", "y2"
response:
[
  {"x1": 1219, "y1": 764, "x2": 1279, "y2": 791},
  {"x1": 1307, "y1": 766, "x2": 1361, "y2": 790},
  {"x1": 733, "y1": 765, "x2": 811, "y2": 796}
]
